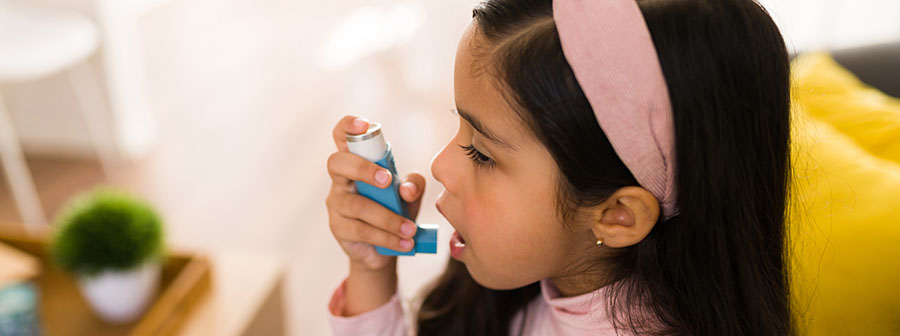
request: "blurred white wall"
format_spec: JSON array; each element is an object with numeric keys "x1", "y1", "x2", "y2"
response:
[
  {"x1": 759, "y1": 0, "x2": 900, "y2": 52},
  {"x1": 3, "y1": 0, "x2": 899, "y2": 161},
  {"x1": 2, "y1": 0, "x2": 164, "y2": 159}
]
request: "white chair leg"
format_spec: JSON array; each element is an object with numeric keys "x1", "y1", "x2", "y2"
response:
[
  {"x1": 66, "y1": 62, "x2": 120, "y2": 179},
  {"x1": 0, "y1": 90, "x2": 48, "y2": 231}
]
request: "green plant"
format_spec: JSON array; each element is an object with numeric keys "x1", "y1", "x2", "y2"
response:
[{"x1": 50, "y1": 189, "x2": 164, "y2": 276}]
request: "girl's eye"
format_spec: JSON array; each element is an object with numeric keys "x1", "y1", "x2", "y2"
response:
[{"x1": 459, "y1": 144, "x2": 495, "y2": 168}]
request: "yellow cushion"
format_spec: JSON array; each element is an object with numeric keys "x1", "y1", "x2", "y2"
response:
[
  {"x1": 789, "y1": 53, "x2": 900, "y2": 335},
  {"x1": 792, "y1": 52, "x2": 900, "y2": 163}
]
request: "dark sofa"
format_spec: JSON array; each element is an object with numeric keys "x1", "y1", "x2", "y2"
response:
[{"x1": 831, "y1": 41, "x2": 900, "y2": 98}]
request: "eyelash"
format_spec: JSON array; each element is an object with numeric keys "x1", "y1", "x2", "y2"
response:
[{"x1": 459, "y1": 144, "x2": 495, "y2": 168}]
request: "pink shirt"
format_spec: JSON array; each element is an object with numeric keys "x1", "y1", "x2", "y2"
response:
[{"x1": 329, "y1": 278, "x2": 634, "y2": 335}]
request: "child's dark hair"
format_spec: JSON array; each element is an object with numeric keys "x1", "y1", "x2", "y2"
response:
[{"x1": 416, "y1": 0, "x2": 792, "y2": 335}]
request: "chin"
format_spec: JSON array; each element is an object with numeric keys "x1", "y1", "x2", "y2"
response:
[{"x1": 464, "y1": 262, "x2": 532, "y2": 290}]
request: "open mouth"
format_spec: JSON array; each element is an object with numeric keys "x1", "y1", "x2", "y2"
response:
[
  {"x1": 450, "y1": 230, "x2": 467, "y2": 259},
  {"x1": 437, "y1": 202, "x2": 467, "y2": 258},
  {"x1": 453, "y1": 231, "x2": 466, "y2": 245}
]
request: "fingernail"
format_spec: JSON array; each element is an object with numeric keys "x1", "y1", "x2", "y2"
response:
[
  {"x1": 399, "y1": 240, "x2": 413, "y2": 250},
  {"x1": 353, "y1": 117, "x2": 368, "y2": 130},
  {"x1": 375, "y1": 170, "x2": 390, "y2": 186},
  {"x1": 400, "y1": 222, "x2": 416, "y2": 236},
  {"x1": 402, "y1": 182, "x2": 417, "y2": 196}
]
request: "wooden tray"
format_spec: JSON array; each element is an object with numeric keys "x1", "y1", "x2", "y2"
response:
[{"x1": 0, "y1": 233, "x2": 211, "y2": 336}]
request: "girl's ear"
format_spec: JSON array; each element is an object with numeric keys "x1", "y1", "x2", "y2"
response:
[{"x1": 589, "y1": 186, "x2": 660, "y2": 248}]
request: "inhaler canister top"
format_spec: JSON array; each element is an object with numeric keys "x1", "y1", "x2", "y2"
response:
[{"x1": 346, "y1": 122, "x2": 387, "y2": 161}]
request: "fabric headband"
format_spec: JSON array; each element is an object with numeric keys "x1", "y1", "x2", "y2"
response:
[{"x1": 553, "y1": 0, "x2": 679, "y2": 219}]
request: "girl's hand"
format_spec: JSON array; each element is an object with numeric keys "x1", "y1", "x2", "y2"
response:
[{"x1": 326, "y1": 115, "x2": 427, "y2": 273}]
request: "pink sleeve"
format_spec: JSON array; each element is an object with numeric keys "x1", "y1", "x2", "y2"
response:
[{"x1": 328, "y1": 278, "x2": 408, "y2": 336}]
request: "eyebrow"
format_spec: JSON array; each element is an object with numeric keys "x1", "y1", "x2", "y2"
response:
[{"x1": 454, "y1": 107, "x2": 514, "y2": 150}]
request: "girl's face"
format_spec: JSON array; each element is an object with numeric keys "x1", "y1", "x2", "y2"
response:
[{"x1": 431, "y1": 22, "x2": 587, "y2": 290}]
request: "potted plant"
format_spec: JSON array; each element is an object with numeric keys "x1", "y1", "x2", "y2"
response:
[{"x1": 50, "y1": 189, "x2": 164, "y2": 324}]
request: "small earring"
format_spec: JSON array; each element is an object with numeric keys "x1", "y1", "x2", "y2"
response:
[{"x1": 596, "y1": 239, "x2": 603, "y2": 247}]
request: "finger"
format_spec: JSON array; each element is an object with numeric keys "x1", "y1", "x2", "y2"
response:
[
  {"x1": 332, "y1": 216, "x2": 415, "y2": 252},
  {"x1": 327, "y1": 151, "x2": 393, "y2": 188},
  {"x1": 399, "y1": 172, "x2": 426, "y2": 220},
  {"x1": 335, "y1": 193, "x2": 417, "y2": 239},
  {"x1": 399, "y1": 172, "x2": 426, "y2": 202},
  {"x1": 332, "y1": 115, "x2": 371, "y2": 152}
]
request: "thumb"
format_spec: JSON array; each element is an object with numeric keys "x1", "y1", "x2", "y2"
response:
[{"x1": 399, "y1": 172, "x2": 426, "y2": 221}]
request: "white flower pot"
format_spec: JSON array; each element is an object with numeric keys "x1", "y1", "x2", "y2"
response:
[{"x1": 78, "y1": 261, "x2": 160, "y2": 324}]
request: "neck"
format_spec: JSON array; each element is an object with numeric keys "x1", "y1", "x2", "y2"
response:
[
  {"x1": 551, "y1": 273, "x2": 609, "y2": 297},
  {"x1": 551, "y1": 254, "x2": 614, "y2": 297}
]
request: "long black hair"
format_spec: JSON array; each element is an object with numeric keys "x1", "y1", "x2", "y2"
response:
[{"x1": 417, "y1": 0, "x2": 793, "y2": 335}]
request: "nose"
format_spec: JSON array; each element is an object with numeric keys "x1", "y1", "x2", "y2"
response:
[{"x1": 431, "y1": 142, "x2": 457, "y2": 194}]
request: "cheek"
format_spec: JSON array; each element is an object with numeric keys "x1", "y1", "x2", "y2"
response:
[
  {"x1": 464, "y1": 157, "x2": 562, "y2": 247},
  {"x1": 461, "y1": 174, "x2": 567, "y2": 288}
]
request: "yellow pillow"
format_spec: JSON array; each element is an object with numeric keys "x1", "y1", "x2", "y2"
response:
[
  {"x1": 792, "y1": 52, "x2": 900, "y2": 164},
  {"x1": 789, "y1": 55, "x2": 900, "y2": 335}
]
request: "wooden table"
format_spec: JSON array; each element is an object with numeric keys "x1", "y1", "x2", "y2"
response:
[
  {"x1": 178, "y1": 250, "x2": 285, "y2": 336},
  {"x1": 0, "y1": 222, "x2": 286, "y2": 336}
]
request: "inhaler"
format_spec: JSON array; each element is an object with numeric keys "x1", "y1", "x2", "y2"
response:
[{"x1": 346, "y1": 122, "x2": 438, "y2": 256}]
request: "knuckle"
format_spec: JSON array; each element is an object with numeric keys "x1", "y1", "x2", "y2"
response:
[
  {"x1": 340, "y1": 222, "x2": 358, "y2": 240},
  {"x1": 356, "y1": 159, "x2": 373, "y2": 180},
  {"x1": 347, "y1": 195, "x2": 365, "y2": 214},
  {"x1": 328, "y1": 216, "x2": 347, "y2": 238},
  {"x1": 340, "y1": 195, "x2": 355, "y2": 214},
  {"x1": 325, "y1": 191, "x2": 342, "y2": 210},
  {"x1": 352, "y1": 222, "x2": 369, "y2": 240},
  {"x1": 328, "y1": 216, "x2": 340, "y2": 234},
  {"x1": 326, "y1": 152, "x2": 342, "y2": 170}
]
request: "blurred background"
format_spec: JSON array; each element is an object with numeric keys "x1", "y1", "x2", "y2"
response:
[{"x1": 0, "y1": 0, "x2": 898, "y2": 334}]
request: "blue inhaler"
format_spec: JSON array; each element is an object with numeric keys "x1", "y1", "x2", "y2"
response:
[{"x1": 346, "y1": 122, "x2": 438, "y2": 256}]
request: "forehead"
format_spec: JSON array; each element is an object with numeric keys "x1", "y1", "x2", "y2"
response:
[{"x1": 453, "y1": 22, "x2": 531, "y2": 147}]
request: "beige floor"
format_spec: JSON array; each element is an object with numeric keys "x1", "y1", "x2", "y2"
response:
[{"x1": 1, "y1": 0, "x2": 477, "y2": 334}]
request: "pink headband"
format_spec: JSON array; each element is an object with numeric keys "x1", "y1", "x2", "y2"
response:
[{"x1": 553, "y1": 0, "x2": 679, "y2": 219}]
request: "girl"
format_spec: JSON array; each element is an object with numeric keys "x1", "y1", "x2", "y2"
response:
[{"x1": 325, "y1": 0, "x2": 792, "y2": 334}]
